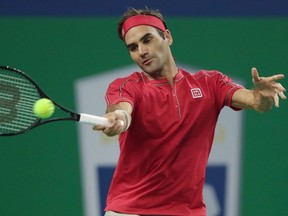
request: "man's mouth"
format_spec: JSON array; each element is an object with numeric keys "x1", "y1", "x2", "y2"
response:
[{"x1": 142, "y1": 58, "x2": 152, "y2": 65}]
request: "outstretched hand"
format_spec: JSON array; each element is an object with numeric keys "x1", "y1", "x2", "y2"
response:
[{"x1": 252, "y1": 67, "x2": 286, "y2": 108}]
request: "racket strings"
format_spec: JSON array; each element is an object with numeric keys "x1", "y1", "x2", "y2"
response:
[{"x1": 0, "y1": 68, "x2": 40, "y2": 134}]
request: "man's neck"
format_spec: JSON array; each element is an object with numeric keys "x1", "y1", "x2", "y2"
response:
[{"x1": 145, "y1": 62, "x2": 178, "y2": 84}]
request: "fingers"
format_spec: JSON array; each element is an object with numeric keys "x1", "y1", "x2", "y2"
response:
[
  {"x1": 93, "y1": 124, "x2": 105, "y2": 131},
  {"x1": 251, "y1": 67, "x2": 285, "y2": 82},
  {"x1": 93, "y1": 119, "x2": 123, "y2": 135},
  {"x1": 92, "y1": 111, "x2": 125, "y2": 136},
  {"x1": 102, "y1": 120, "x2": 124, "y2": 136},
  {"x1": 268, "y1": 74, "x2": 285, "y2": 82},
  {"x1": 252, "y1": 67, "x2": 261, "y2": 83},
  {"x1": 252, "y1": 67, "x2": 286, "y2": 109},
  {"x1": 274, "y1": 94, "x2": 279, "y2": 108},
  {"x1": 252, "y1": 67, "x2": 285, "y2": 83},
  {"x1": 273, "y1": 82, "x2": 287, "y2": 100},
  {"x1": 272, "y1": 81, "x2": 286, "y2": 107},
  {"x1": 273, "y1": 82, "x2": 286, "y2": 93},
  {"x1": 278, "y1": 91, "x2": 287, "y2": 100}
]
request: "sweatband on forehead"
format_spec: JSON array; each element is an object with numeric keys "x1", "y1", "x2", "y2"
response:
[{"x1": 121, "y1": 15, "x2": 166, "y2": 39}]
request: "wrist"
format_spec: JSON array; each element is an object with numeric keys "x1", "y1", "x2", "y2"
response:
[
  {"x1": 114, "y1": 110, "x2": 131, "y2": 131},
  {"x1": 253, "y1": 89, "x2": 273, "y2": 112}
]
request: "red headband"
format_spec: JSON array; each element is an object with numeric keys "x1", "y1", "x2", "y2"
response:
[{"x1": 121, "y1": 15, "x2": 166, "y2": 39}]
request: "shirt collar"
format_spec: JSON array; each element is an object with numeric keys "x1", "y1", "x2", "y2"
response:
[{"x1": 141, "y1": 68, "x2": 183, "y2": 84}]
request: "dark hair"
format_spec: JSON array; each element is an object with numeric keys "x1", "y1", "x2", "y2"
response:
[{"x1": 117, "y1": 7, "x2": 167, "y2": 41}]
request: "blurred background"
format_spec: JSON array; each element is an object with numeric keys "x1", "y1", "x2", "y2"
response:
[{"x1": 0, "y1": 0, "x2": 287, "y2": 216}]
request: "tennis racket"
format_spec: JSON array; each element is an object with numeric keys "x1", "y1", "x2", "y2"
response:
[{"x1": 0, "y1": 66, "x2": 111, "y2": 136}]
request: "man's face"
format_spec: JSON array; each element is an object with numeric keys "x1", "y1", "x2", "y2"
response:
[{"x1": 124, "y1": 25, "x2": 172, "y2": 77}]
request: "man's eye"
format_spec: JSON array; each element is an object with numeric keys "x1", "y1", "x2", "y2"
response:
[
  {"x1": 129, "y1": 46, "x2": 137, "y2": 52},
  {"x1": 144, "y1": 38, "x2": 152, "y2": 43}
]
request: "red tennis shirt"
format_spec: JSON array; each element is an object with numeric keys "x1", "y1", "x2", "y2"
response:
[{"x1": 104, "y1": 69, "x2": 243, "y2": 216}]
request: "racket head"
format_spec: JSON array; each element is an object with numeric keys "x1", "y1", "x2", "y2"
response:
[
  {"x1": 0, "y1": 66, "x2": 44, "y2": 136},
  {"x1": 0, "y1": 66, "x2": 106, "y2": 136}
]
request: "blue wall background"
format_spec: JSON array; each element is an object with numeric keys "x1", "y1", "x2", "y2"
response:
[{"x1": 1, "y1": 0, "x2": 288, "y2": 16}]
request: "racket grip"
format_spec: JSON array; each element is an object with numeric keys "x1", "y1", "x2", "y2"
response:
[
  {"x1": 79, "y1": 113, "x2": 124, "y2": 127},
  {"x1": 79, "y1": 113, "x2": 109, "y2": 126}
]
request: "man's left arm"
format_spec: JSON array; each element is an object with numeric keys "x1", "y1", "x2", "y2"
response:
[{"x1": 232, "y1": 67, "x2": 286, "y2": 112}]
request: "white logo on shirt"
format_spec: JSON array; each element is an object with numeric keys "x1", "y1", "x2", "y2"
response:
[{"x1": 191, "y1": 88, "x2": 203, "y2": 98}]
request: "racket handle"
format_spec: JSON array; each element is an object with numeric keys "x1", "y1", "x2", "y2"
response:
[
  {"x1": 79, "y1": 113, "x2": 108, "y2": 126},
  {"x1": 79, "y1": 113, "x2": 124, "y2": 127}
]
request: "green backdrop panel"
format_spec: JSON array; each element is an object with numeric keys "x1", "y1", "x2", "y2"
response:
[{"x1": 0, "y1": 17, "x2": 287, "y2": 216}]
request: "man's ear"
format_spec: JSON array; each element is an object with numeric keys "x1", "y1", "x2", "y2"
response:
[{"x1": 164, "y1": 30, "x2": 173, "y2": 45}]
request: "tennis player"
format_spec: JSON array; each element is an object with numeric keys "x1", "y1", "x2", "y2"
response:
[{"x1": 93, "y1": 8, "x2": 286, "y2": 216}]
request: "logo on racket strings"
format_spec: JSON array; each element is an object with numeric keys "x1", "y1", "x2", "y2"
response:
[{"x1": 0, "y1": 81, "x2": 20, "y2": 123}]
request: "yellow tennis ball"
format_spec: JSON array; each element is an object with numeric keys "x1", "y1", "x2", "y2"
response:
[{"x1": 33, "y1": 98, "x2": 55, "y2": 119}]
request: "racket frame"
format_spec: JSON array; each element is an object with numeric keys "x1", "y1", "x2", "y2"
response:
[{"x1": 0, "y1": 66, "x2": 84, "y2": 136}]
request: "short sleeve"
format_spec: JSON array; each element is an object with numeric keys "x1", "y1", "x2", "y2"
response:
[
  {"x1": 213, "y1": 71, "x2": 244, "y2": 110},
  {"x1": 105, "y1": 77, "x2": 136, "y2": 109}
]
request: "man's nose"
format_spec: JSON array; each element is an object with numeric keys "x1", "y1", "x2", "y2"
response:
[{"x1": 138, "y1": 44, "x2": 148, "y2": 58}]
